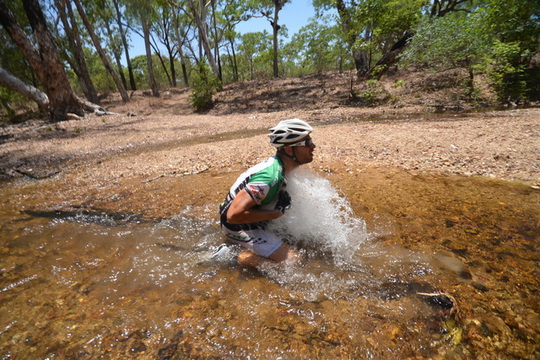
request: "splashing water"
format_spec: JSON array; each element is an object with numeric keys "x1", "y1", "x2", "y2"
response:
[
  {"x1": 260, "y1": 169, "x2": 382, "y2": 301},
  {"x1": 268, "y1": 168, "x2": 369, "y2": 266}
]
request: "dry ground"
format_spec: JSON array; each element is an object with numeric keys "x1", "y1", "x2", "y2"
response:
[{"x1": 0, "y1": 70, "x2": 538, "y2": 218}]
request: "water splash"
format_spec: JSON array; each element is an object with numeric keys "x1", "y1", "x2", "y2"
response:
[{"x1": 268, "y1": 168, "x2": 369, "y2": 266}]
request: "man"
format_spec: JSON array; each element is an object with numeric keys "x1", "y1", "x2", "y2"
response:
[{"x1": 217, "y1": 118, "x2": 316, "y2": 267}]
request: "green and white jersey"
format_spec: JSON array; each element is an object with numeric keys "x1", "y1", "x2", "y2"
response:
[
  {"x1": 220, "y1": 156, "x2": 286, "y2": 229},
  {"x1": 229, "y1": 155, "x2": 285, "y2": 207}
]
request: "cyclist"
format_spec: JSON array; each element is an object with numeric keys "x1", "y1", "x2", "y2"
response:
[{"x1": 217, "y1": 118, "x2": 316, "y2": 267}]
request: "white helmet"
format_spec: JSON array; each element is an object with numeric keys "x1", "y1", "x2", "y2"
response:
[{"x1": 268, "y1": 118, "x2": 313, "y2": 147}]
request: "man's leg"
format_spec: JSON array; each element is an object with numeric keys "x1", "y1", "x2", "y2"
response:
[{"x1": 237, "y1": 244, "x2": 299, "y2": 268}]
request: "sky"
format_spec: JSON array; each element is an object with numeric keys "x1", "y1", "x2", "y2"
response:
[
  {"x1": 235, "y1": 0, "x2": 317, "y2": 36},
  {"x1": 128, "y1": 0, "x2": 319, "y2": 58}
]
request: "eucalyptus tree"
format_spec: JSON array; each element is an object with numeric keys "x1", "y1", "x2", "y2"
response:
[
  {"x1": 401, "y1": 0, "x2": 539, "y2": 103},
  {"x1": 368, "y1": 0, "x2": 477, "y2": 78},
  {"x1": 54, "y1": 0, "x2": 99, "y2": 104},
  {"x1": 313, "y1": 0, "x2": 479, "y2": 79},
  {"x1": 0, "y1": 66, "x2": 49, "y2": 110},
  {"x1": 112, "y1": 0, "x2": 137, "y2": 90},
  {"x1": 89, "y1": 0, "x2": 130, "y2": 91},
  {"x1": 0, "y1": 24, "x2": 38, "y2": 117},
  {"x1": 220, "y1": 3, "x2": 245, "y2": 82},
  {"x1": 72, "y1": 0, "x2": 129, "y2": 101},
  {"x1": 153, "y1": 4, "x2": 179, "y2": 87},
  {"x1": 124, "y1": 0, "x2": 160, "y2": 96},
  {"x1": 187, "y1": 0, "x2": 220, "y2": 76},
  {"x1": 0, "y1": 0, "x2": 104, "y2": 120},
  {"x1": 172, "y1": 10, "x2": 194, "y2": 86},
  {"x1": 313, "y1": 0, "x2": 370, "y2": 77},
  {"x1": 285, "y1": 15, "x2": 349, "y2": 74},
  {"x1": 253, "y1": 0, "x2": 290, "y2": 78},
  {"x1": 313, "y1": 0, "x2": 424, "y2": 78},
  {"x1": 401, "y1": 10, "x2": 490, "y2": 95},
  {"x1": 237, "y1": 31, "x2": 272, "y2": 80},
  {"x1": 208, "y1": 0, "x2": 255, "y2": 82}
]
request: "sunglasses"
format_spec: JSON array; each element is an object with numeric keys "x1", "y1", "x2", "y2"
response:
[{"x1": 290, "y1": 137, "x2": 314, "y2": 147}]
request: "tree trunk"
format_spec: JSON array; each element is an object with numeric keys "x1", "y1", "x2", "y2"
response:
[
  {"x1": 353, "y1": 51, "x2": 369, "y2": 78},
  {"x1": 210, "y1": 0, "x2": 222, "y2": 82},
  {"x1": 168, "y1": 53, "x2": 177, "y2": 87},
  {"x1": 140, "y1": 11, "x2": 160, "y2": 97},
  {"x1": 366, "y1": 31, "x2": 413, "y2": 79},
  {"x1": 0, "y1": 66, "x2": 49, "y2": 109},
  {"x1": 178, "y1": 45, "x2": 190, "y2": 87},
  {"x1": 104, "y1": 21, "x2": 128, "y2": 91},
  {"x1": 57, "y1": 0, "x2": 99, "y2": 104},
  {"x1": 271, "y1": 1, "x2": 281, "y2": 78},
  {"x1": 335, "y1": 0, "x2": 369, "y2": 78},
  {"x1": 173, "y1": 23, "x2": 190, "y2": 86},
  {"x1": 228, "y1": 37, "x2": 239, "y2": 82},
  {"x1": 0, "y1": 0, "x2": 86, "y2": 120},
  {"x1": 188, "y1": 0, "x2": 219, "y2": 77},
  {"x1": 112, "y1": 0, "x2": 136, "y2": 90},
  {"x1": 72, "y1": 0, "x2": 129, "y2": 102}
]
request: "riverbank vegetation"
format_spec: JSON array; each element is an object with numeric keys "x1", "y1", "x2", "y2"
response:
[{"x1": 0, "y1": 0, "x2": 539, "y2": 121}]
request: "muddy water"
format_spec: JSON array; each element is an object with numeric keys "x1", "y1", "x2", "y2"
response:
[{"x1": 1, "y1": 165, "x2": 539, "y2": 359}]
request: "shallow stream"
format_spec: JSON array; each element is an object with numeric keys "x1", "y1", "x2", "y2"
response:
[{"x1": 1, "y1": 163, "x2": 539, "y2": 359}]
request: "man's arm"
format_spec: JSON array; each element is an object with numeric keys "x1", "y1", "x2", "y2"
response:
[{"x1": 226, "y1": 189, "x2": 282, "y2": 224}]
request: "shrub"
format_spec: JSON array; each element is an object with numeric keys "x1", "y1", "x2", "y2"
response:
[
  {"x1": 487, "y1": 41, "x2": 528, "y2": 104},
  {"x1": 189, "y1": 62, "x2": 221, "y2": 112}
]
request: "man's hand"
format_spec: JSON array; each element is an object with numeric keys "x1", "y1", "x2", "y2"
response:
[{"x1": 275, "y1": 190, "x2": 291, "y2": 214}]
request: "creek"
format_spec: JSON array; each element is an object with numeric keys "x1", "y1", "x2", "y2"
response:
[{"x1": 1, "y1": 161, "x2": 539, "y2": 359}]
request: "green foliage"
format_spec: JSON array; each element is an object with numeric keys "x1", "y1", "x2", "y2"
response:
[
  {"x1": 237, "y1": 31, "x2": 273, "y2": 80},
  {"x1": 487, "y1": 41, "x2": 528, "y2": 104},
  {"x1": 283, "y1": 15, "x2": 351, "y2": 75},
  {"x1": 402, "y1": 12, "x2": 490, "y2": 70},
  {"x1": 315, "y1": 0, "x2": 425, "y2": 69},
  {"x1": 357, "y1": 79, "x2": 389, "y2": 106},
  {"x1": 393, "y1": 79, "x2": 405, "y2": 88},
  {"x1": 401, "y1": 1, "x2": 540, "y2": 103},
  {"x1": 483, "y1": 0, "x2": 540, "y2": 48},
  {"x1": 401, "y1": 11, "x2": 492, "y2": 97},
  {"x1": 189, "y1": 61, "x2": 221, "y2": 112}
]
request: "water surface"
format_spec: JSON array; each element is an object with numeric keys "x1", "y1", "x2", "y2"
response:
[{"x1": 1, "y1": 165, "x2": 538, "y2": 359}]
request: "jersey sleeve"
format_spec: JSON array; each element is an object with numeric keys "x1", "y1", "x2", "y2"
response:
[
  {"x1": 241, "y1": 156, "x2": 284, "y2": 206},
  {"x1": 245, "y1": 182, "x2": 271, "y2": 205}
]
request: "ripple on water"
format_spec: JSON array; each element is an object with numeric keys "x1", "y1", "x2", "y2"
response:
[{"x1": 0, "y1": 168, "x2": 538, "y2": 359}]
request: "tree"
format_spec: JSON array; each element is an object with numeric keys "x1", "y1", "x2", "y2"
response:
[
  {"x1": 285, "y1": 16, "x2": 350, "y2": 75},
  {"x1": 0, "y1": 0, "x2": 99, "y2": 120},
  {"x1": 172, "y1": 12, "x2": 193, "y2": 86},
  {"x1": 55, "y1": 0, "x2": 99, "y2": 104},
  {"x1": 368, "y1": 0, "x2": 473, "y2": 78},
  {"x1": 186, "y1": 0, "x2": 220, "y2": 77},
  {"x1": 263, "y1": 0, "x2": 290, "y2": 78},
  {"x1": 112, "y1": 0, "x2": 137, "y2": 90},
  {"x1": 72, "y1": 0, "x2": 130, "y2": 102},
  {"x1": 139, "y1": 4, "x2": 160, "y2": 96},
  {"x1": 238, "y1": 31, "x2": 272, "y2": 80},
  {"x1": 400, "y1": 11, "x2": 490, "y2": 95},
  {"x1": 92, "y1": 0, "x2": 130, "y2": 92},
  {"x1": 314, "y1": 0, "x2": 370, "y2": 77}
]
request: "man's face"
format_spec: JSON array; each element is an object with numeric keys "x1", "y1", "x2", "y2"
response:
[{"x1": 289, "y1": 136, "x2": 316, "y2": 164}]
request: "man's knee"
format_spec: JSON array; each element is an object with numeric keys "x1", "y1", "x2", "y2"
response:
[{"x1": 268, "y1": 244, "x2": 299, "y2": 263}]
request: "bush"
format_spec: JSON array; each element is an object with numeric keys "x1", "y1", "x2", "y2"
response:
[
  {"x1": 189, "y1": 62, "x2": 221, "y2": 112},
  {"x1": 487, "y1": 41, "x2": 528, "y2": 104}
]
